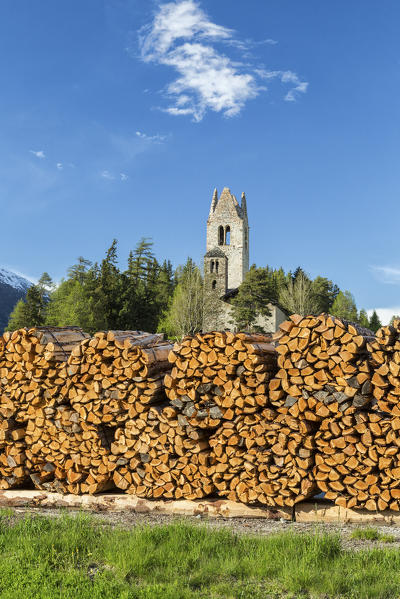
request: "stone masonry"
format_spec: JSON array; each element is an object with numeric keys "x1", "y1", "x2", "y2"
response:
[
  {"x1": 206, "y1": 187, "x2": 249, "y2": 290},
  {"x1": 203, "y1": 187, "x2": 287, "y2": 333}
]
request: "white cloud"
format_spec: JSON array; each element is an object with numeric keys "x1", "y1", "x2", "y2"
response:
[
  {"x1": 256, "y1": 68, "x2": 308, "y2": 101},
  {"x1": 101, "y1": 170, "x2": 115, "y2": 180},
  {"x1": 56, "y1": 162, "x2": 63, "y2": 170},
  {"x1": 139, "y1": 0, "x2": 307, "y2": 121},
  {"x1": 135, "y1": 130, "x2": 167, "y2": 143},
  {"x1": 370, "y1": 265, "x2": 400, "y2": 284},
  {"x1": 367, "y1": 308, "x2": 400, "y2": 326},
  {"x1": 29, "y1": 150, "x2": 45, "y2": 159},
  {"x1": 120, "y1": 173, "x2": 128, "y2": 181}
]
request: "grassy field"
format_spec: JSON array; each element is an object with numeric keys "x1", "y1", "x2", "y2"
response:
[{"x1": 0, "y1": 511, "x2": 400, "y2": 598}]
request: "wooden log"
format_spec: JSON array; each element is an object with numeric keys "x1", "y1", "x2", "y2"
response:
[
  {"x1": 209, "y1": 408, "x2": 317, "y2": 507},
  {"x1": 269, "y1": 314, "x2": 375, "y2": 422}
]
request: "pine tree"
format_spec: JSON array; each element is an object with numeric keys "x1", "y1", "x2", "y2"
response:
[
  {"x1": 230, "y1": 266, "x2": 273, "y2": 331},
  {"x1": 311, "y1": 276, "x2": 340, "y2": 313},
  {"x1": 369, "y1": 310, "x2": 382, "y2": 333},
  {"x1": 6, "y1": 299, "x2": 28, "y2": 331},
  {"x1": 358, "y1": 309, "x2": 370, "y2": 328}
]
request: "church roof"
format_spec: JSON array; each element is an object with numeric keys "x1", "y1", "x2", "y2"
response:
[{"x1": 204, "y1": 247, "x2": 226, "y2": 258}]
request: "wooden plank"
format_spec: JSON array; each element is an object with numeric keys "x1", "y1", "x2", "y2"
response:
[{"x1": 0, "y1": 490, "x2": 293, "y2": 519}]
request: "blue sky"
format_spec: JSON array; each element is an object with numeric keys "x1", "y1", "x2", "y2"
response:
[{"x1": 1, "y1": 0, "x2": 400, "y2": 323}]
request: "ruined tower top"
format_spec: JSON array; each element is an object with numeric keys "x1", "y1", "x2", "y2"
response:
[{"x1": 206, "y1": 187, "x2": 249, "y2": 290}]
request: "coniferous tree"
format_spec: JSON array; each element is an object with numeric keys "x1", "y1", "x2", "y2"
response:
[
  {"x1": 311, "y1": 276, "x2": 340, "y2": 313},
  {"x1": 369, "y1": 310, "x2": 382, "y2": 333},
  {"x1": 230, "y1": 266, "x2": 273, "y2": 331},
  {"x1": 358, "y1": 308, "x2": 370, "y2": 328},
  {"x1": 6, "y1": 299, "x2": 29, "y2": 331}
]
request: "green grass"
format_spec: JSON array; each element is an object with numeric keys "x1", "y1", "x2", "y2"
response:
[
  {"x1": 0, "y1": 512, "x2": 399, "y2": 598},
  {"x1": 351, "y1": 527, "x2": 396, "y2": 543}
]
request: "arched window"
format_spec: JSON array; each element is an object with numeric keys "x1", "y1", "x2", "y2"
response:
[
  {"x1": 245, "y1": 230, "x2": 248, "y2": 249},
  {"x1": 210, "y1": 260, "x2": 214, "y2": 273},
  {"x1": 212, "y1": 280, "x2": 217, "y2": 290},
  {"x1": 225, "y1": 226, "x2": 230, "y2": 245},
  {"x1": 218, "y1": 226, "x2": 224, "y2": 245},
  {"x1": 215, "y1": 260, "x2": 219, "y2": 273}
]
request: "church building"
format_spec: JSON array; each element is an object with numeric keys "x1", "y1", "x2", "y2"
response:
[{"x1": 203, "y1": 187, "x2": 287, "y2": 333}]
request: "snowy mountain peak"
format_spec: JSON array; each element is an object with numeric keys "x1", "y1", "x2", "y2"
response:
[{"x1": 0, "y1": 268, "x2": 32, "y2": 292}]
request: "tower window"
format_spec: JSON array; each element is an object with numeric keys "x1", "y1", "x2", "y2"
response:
[
  {"x1": 216, "y1": 260, "x2": 219, "y2": 273},
  {"x1": 225, "y1": 226, "x2": 230, "y2": 245},
  {"x1": 212, "y1": 280, "x2": 217, "y2": 290},
  {"x1": 245, "y1": 230, "x2": 248, "y2": 249},
  {"x1": 210, "y1": 260, "x2": 214, "y2": 273},
  {"x1": 218, "y1": 226, "x2": 224, "y2": 245}
]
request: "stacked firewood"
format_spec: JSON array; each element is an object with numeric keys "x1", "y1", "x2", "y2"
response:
[
  {"x1": 67, "y1": 331, "x2": 173, "y2": 426},
  {"x1": 0, "y1": 327, "x2": 90, "y2": 489},
  {"x1": 314, "y1": 411, "x2": 400, "y2": 511},
  {"x1": 165, "y1": 332, "x2": 277, "y2": 429},
  {"x1": 109, "y1": 405, "x2": 214, "y2": 499},
  {"x1": 269, "y1": 314, "x2": 375, "y2": 421},
  {"x1": 368, "y1": 320, "x2": 400, "y2": 415},
  {"x1": 0, "y1": 327, "x2": 90, "y2": 422},
  {"x1": 0, "y1": 410, "x2": 28, "y2": 489},
  {"x1": 24, "y1": 405, "x2": 114, "y2": 495},
  {"x1": 209, "y1": 409, "x2": 316, "y2": 506}
]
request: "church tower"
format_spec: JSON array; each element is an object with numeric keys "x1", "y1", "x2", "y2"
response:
[{"x1": 205, "y1": 187, "x2": 249, "y2": 292}]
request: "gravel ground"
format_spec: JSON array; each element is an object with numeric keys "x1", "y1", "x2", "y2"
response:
[{"x1": 4, "y1": 506, "x2": 400, "y2": 552}]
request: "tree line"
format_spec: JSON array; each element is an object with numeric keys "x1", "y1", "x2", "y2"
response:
[{"x1": 6, "y1": 241, "x2": 383, "y2": 337}]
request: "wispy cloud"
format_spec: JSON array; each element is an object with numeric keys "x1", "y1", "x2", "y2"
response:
[
  {"x1": 370, "y1": 265, "x2": 400, "y2": 284},
  {"x1": 101, "y1": 170, "x2": 129, "y2": 182},
  {"x1": 56, "y1": 162, "x2": 63, "y2": 170},
  {"x1": 135, "y1": 130, "x2": 167, "y2": 143},
  {"x1": 138, "y1": 0, "x2": 307, "y2": 121},
  {"x1": 29, "y1": 150, "x2": 45, "y2": 159},
  {"x1": 101, "y1": 170, "x2": 115, "y2": 180}
]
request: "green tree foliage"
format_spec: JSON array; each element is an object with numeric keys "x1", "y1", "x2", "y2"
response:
[
  {"x1": 158, "y1": 258, "x2": 203, "y2": 338},
  {"x1": 6, "y1": 299, "x2": 29, "y2": 331},
  {"x1": 330, "y1": 290, "x2": 358, "y2": 322},
  {"x1": 358, "y1": 309, "x2": 370, "y2": 328},
  {"x1": 230, "y1": 266, "x2": 274, "y2": 331},
  {"x1": 38, "y1": 240, "x2": 175, "y2": 335},
  {"x1": 311, "y1": 276, "x2": 340, "y2": 313},
  {"x1": 279, "y1": 270, "x2": 319, "y2": 316},
  {"x1": 369, "y1": 310, "x2": 382, "y2": 333},
  {"x1": 6, "y1": 273, "x2": 51, "y2": 331}
]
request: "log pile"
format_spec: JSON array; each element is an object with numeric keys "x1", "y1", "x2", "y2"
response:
[
  {"x1": 314, "y1": 411, "x2": 400, "y2": 511},
  {"x1": 67, "y1": 331, "x2": 173, "y2": 426},
  {"x1": 25, "y1": 405, "x2": 114, "y2": 495},
  {"x1": 209, "y1": 409, "x2": 317, "y2": 506},
  {"x1": 0, "y1": 327, "x2": 90, "y2": 489},
  {"x1": 368, "y1": 320, "x2": 400, "y2": 415},
  {"x1": 3, "y1": 320, "x2": 400, "y2": 513},
  {"x1": 269, "y1": 314, "x2": 375, "y2": 421},
  {"x1": 109, "y1": 405, "x2": 214, "y2": 499},
  {"x1": 165, "y1": 332, "x2": 277, "y2": 429},
  {"x1": 0, "y1": 327, "x2": 89, "y2": 422}
]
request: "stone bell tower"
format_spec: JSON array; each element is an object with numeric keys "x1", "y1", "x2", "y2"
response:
[{"x1": 205, "y1": 187, "x2": 249, "y2": 292}]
